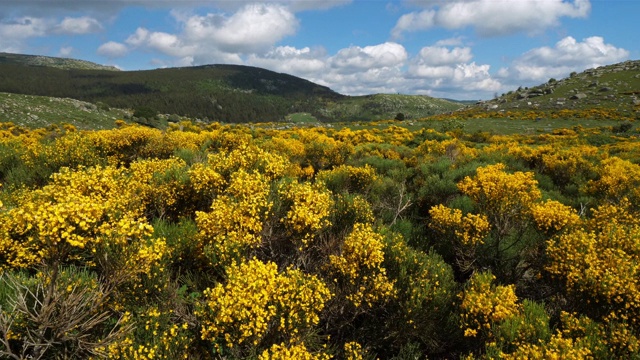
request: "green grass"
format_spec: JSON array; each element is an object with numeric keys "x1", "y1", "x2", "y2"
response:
[{"x1": 286, "y1": 112, "x2": 318, "y2": 123}]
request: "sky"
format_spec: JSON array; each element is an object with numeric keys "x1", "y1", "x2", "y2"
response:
[{"x1": 0, "y1": 0, "x2": 637, "y2": 100}]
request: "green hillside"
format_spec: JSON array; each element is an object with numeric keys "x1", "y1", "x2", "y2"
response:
[
  {"x1": 320, "y1": 94, "x2": 462, "y2": 121},
  {"x1": 477, "y1": 60, "x2": 640, "y2": 118},
  {"x1": 0, "y1": 92, "x2": 129, "y2": 130},
  {"x1": 0, "y1": 53, "x2": 463, "y2": 125}
]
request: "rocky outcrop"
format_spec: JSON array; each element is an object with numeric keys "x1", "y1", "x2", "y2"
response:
[{"x1": 475, "y1": 60, "x2": 640, "y2": 113}]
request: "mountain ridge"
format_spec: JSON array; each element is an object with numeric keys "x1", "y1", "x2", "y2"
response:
[
  {"x1": 0, "y1": 52, "x2": 462, "y2": 124},
  {"x1": 0, "y1": 52, "x2": 120, "y2": 71}
]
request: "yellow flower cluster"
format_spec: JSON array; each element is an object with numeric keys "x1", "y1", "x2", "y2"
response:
[
  {"x1": 188, "y1": 162, "x2": 226, "y2": 198},
  {"x1": 335, "y1": 194, "x2": 375, "y2": 225},
  {"x1": 209, "y1": 144, "x2": 290, "y2": 181},
  {"x1": 546, "y1": 203, "x2": 640, "y2": 324},
  {"x1": 539, "y1": 146, "x2": 599, "y2": 184},
  {"x1": 0, "y1": 190, "x2": 107, "y2": 268},
  {"x1": 429, "y1": 204, "x2": 490, "y2": 246},
  {"x1": 531, "y1": 199, "x2": 581, "y2": 233},
  {"x1": 329, "y1": 223, "x2": 396, "y2": 308},
  {"x1": 128, "y1": 157, "x2": 189, "y2": 217},
  {"x1": 587, "y1": 156, "x2": 640, "y2": 202},
  {"x1": 459, "y1": 272, "x2": 520, "y2": 338},
  {"x1": 334, "y1": 127, "x2": 383, "y2": 145},
  {"x1": 500, "y1": 333, "x2": 592, "y2": 360},
  {"x1": 296, "y1": 129, "x2": 353, "y2": 170},
  {"x1": 279, "y1": 180, "x2": 333, "y2": 245},
  {"x1": 43, "y1": 131, "x2": 100, "y2": 168},
  {"x1": 458, "y1": 163, "x2": 541, "y2": 222},
  {"x1": 417, "y1": 138, "x2": 478, "y2": 161},
  {"x1": 316, "y1": 164, "x2": 379, "y2": 192},
  {"x1": 344, "y1": 341, "x2": 365, "y2": 360},
  {"x1": 200, "y1": 258, "x2": 331, "y2": 350},
  {"x1": 259, "y1": 341, "x2": 331, "y2": 360},
  {"x1": 104, "y1": 307, "x2": 191, "y2": 360},
  {"x1": 196, "y1": 170, "x2": 272, "y2": 263}
]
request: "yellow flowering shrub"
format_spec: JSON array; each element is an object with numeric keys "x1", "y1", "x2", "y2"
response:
[
  {"x1": 334, "y1": 128, "x2": 383, "y2": 145},
  {"x1": 531, "y1": 199, "x2": 581, "y2": 233},
  {"x1": 498, "y1": 333, "x2": 592, "y2": 360},
  {"x1": 546, "y1": 201, "x2": 640, "y2": 327},
  {"x1": 459, "y1": 272, "x2": 520, "y2": 339},
  {"x1": 333, "y1": 194, "x2": 376, "y2": 228},
  {"x1": 521, "y1": 311, "x2": 640, "y2": 359},
  {"x1": 382, "y1": 125, "x2": 415, "y2": 146},
  {"x1": 42, "y1": 131, "x2": 100, "y2": 169},
  {"x1": 199, "y1": 258, "x2": 331, "y2": 353},
  {"x1": 382, "y1": 231, "x2": 458, "y2": 351},
  {"x1": 127, "y1": 157, "x2": 190, "y2": 218},
  {"x1": 195, "y1": 170, "x2": 272, "y2": 264},
  {"x1": 262, "y1": 136, "x2": 308, "y2": 163},
  {"x1": 209, "y1": 144, "x2": 290, "y2": 181},
  {"x1": 103, "y1": 307, "x2": 192, "y2": 360},
  {"x1": 316, "y1": 164, "x2": 379, "y2": 193},
  {"x1": 188, "y1": 162, "x2": 226, "y2": 199},
  {"x1": 279, "y1": 180, "x2": 333, "y2": 246},
  {"x1": 87, "y1": 125, "x2": 163, "y2": 165},
  {"x1": 0, "y1": 191, "x2": 109, "y2": 269},
  {"x1": 458, "y1": 163, "x2": 541, "y2": 225},
  {"x1": 587, "y1": 156, "x2": 640, "y2": 203},
  {"x1": 296, "y1": 129, "x2": 353, "y2": 170},
  {"x1": 417, "y1": 138, "x2": 478, "y2": 162},
  {"x1": 429, "y1": 204, "x2": 490, "y2": 246},
  {"x1": 259, "y1": 341, "x2": 331, "y2": 360},
  {"x1": 329, "y1": 223, "x2": 396, "y2": 308},
  {"x1": 539, "y1": 145, "x2": 599, "y2": 186}
]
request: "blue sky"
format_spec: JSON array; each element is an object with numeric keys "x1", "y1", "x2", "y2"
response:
[{"x1": 0, "y1": 0, "x2": 637, "y2": 100}]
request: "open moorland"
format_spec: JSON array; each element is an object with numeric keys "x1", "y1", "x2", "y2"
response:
[{"x1": 0, "y1": 58, "x2": 640, "y2": 359}]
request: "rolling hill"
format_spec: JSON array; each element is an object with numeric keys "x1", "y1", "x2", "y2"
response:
[{"x1": 0, "y1": 53, "x2": 462, "y2": 125}]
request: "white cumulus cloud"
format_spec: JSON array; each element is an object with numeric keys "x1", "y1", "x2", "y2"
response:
[
  {"x1": 54, "y1": 16, "x2": 103, "y2": 35},
  {"x1": 392, "y1": 0, "x2": 591, "y2": 38},
  {"x1": 97, "y1": 41, "x2": 128, "y2": 58},
  {"x1": 405, "y1": 45, "x2": 502, "y2": 98},
  {"x1": 497, "y1": 36, "x2": 630, "y2": 83},
  {"x1": 329, "y1": 42, "x2": 408, "y2": 74},
  {"x1": 123, "y1": 3, "x2": 298, "y2": 64},
  {"x1": 247, "y1": 46, "x2": 327, "y2": 75},
  {"x1": 181, "y1": 4, "x2": 298, "y2": 54}
]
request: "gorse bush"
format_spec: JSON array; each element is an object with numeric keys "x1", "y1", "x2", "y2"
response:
[{"x1": 1, "y1": 118, "x2": 640, "y2": 359}]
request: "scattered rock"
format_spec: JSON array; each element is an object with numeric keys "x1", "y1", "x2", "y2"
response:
[{"x1": 570, "y1": 93, "x2": 587, "y2": 100}]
